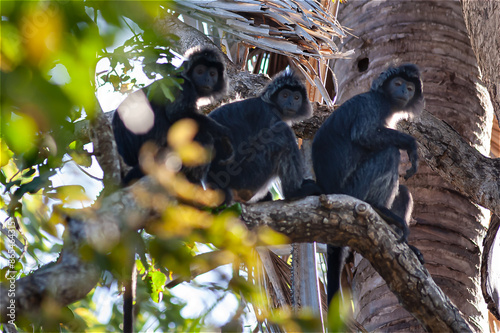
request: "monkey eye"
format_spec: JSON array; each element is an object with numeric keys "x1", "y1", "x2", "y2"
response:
[
  {"x1": 209, "y1": 71, "x2": 216, "y2": 77},
  {"x1": 294, "y1": 95, "x2": 300, "y2": 100},
  {"x1": 407, "y1": 86, "x2": 414, "y2": 92}
]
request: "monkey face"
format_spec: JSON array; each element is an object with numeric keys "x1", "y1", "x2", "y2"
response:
[
  {"x1": 386, "y1": 77, "x2": 416, "y2": 109},
  {"x1": 274, "y1": 88, "x2": 304, "y2": 117},
  {"x1": 191, "y1": 64, "x2": 220, "y2": 96}
]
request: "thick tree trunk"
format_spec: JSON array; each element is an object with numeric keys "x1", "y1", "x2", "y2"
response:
[
  {"x1": 460, "y1": 0, "x2": 500, "y2": 123},
  {"x1": 332, "y1": 1, "x2": 493, "y2": 331}
]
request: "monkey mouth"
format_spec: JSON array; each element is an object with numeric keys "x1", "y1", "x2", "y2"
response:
[
  {"x1": 199, "y1": 86, "x2": 213, "y2": 93},
  {"x1": 395, "y1": 98, "x2": 408, "y2": 106},
  {"x1": 283, "y1": 109, "x2": 296, "y2": 116}
]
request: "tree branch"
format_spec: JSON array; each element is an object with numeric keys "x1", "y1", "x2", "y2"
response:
[
  {"x1": 90, "y1": 106, "x2": 122, "y2": 187},
  {"x1": 0, "y1": 174, "x2": 473, "y2": 332},
  {"x1": 0, "y1": 178, "x2": 161, "y2": 322},
  {"x1": 241, "y1": 195, "x2": 473, "y2": 332},
  {"x1": 0, "y1": 218, "x2": 100, "y2": 323},
  {"x1": 400, "y1": 109, "x2": 500, "y2": 217}
]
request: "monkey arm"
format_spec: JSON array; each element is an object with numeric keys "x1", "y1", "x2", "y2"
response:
[
  {"x1": 374, "y1": 128, "x2": 418, "y2": 179},
  {"x1": 190, "y1": 114, "x2": 235, "y2": 164},
  {"x1": 354, "y1": 126, "x2": 419, "y2": 179}
]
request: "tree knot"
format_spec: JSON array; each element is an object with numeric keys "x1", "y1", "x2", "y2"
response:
[{"x1": 355, "y1": 203, "x2": 369, "y2": 216}]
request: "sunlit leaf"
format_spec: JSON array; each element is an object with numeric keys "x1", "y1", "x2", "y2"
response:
[
  {"x1": 136, "y1": 259, "x2": 146, "y2": 275},
  {"x1": 58, "y1": 34, "x2": 103, "y2": 116},
  {"x1": 70, "y1": 151, "x2": 92, "y2": 168},
  {"x1": 177, "y1": 142, "x2": 211, "y2": 166},
  {"x1": 153, "y1": 204, "x2": 213, "y2": 238},
  {"x1": 21, "y1": 168, "x2": 36, "y2": 178},
  {"x1": 53, "y1": 185, "x2": 89, "y2": 203},
  {"x1": 0, "y1": 21, "x2": 23, "y2": 71},
  {"x1": 149, "y1": 270, "x2": 166, "y2": 303},
  {"x1": 21, "y1": 3, "x2": 64, "y2": 66},
  {"x1": 48, "y1": 210, "x2": 65, "y2": 228},
  {"x1": 257, "y1": 225, "x2": 290, "y2": 246},
  {"x1": 23, "y1": 192, "x2": 57, "y2": 236},
  {"x1": 167, "y1": 118, "x2": 198, "y2": 149},
  {"x1": 0, "y1": 139, "x2": 14, "y2": 167},
  {"x1": 4, "y1": 112, "x2": 38, "y2": 154},
  {"x1": 327, "y1": 289, "x2": 351, "y2": 332}
]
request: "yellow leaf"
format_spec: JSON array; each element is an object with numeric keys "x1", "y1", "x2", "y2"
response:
[
  {"x1": 0, "y1": 139, "x2": 13, "y2": 167},
  {"x1": 154, "y1": 204, "x2": 213, "y2": 237},
  {"x1": 177, "y1": 142, "x2": 211, "y2": 166},
  {"x1": 55, "y1": 185, "x2": 90, "y2": 203},
  {"x1": 167, "y1": 118, "x2": 198, "y2": 149},
  {"x1": 21, "y1": 3, "x2": 63, "y2": 66},
  {"x1": 257, "y1": 226, "x2": 290, "y2": 246}
]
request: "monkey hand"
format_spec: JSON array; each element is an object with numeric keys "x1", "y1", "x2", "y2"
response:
[
  {"x1": 404, "y1": 150, "x2": 419, "y2": 180},
  {"x1": 404, "y1": 164, "x2": 417, "y2": 180}
]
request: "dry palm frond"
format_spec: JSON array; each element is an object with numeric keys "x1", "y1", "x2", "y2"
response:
[
  {"x1": 257, "y1": 248, "x2": 292, "y2": 308},
  {"x1": 173, "y1": 0, "x2": 348, "y2": 59},
  {"x1": 172, "y1": 0, "x2": 353, "y2": 106}
]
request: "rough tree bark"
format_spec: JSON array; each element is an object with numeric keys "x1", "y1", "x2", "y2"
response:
[
  {"x1": 461, "y1": 0, "x2": 500, "y2": 122},
  {"x1": 330, "y1": 1, "x2": 494, "y2": 331},
  {"x1": 401, "y1": 110, "x2": 500, "y2": 218},
  {"x1": 461, "y1": 0, "x2": 500, "y2": 320}
]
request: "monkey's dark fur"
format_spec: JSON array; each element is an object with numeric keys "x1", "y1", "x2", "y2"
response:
[
  {"x1": 312, "y1": 64, "x2": 425, "y2": 305},
  {"x1": 112, "y1": 45, "x2": 231, "y2": 184},
  {"x1": 207, "y1": 70, "x2": 319, "y2": 203}
]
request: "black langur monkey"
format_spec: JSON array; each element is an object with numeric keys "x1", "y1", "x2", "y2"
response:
[
  {"x1": 111, "y1": 45, "x2": 230, "y2": 332},
  {"x1": 112, "y1": 45, "x2": 232, "y2": 184},
  {"x1": 207, "y1": 70, "x2": 319, "y2": 203},
  {"x1": 312, "y1": 64, "x2": 425, "y2": 305}
]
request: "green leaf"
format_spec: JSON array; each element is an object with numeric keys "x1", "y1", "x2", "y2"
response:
[
  {"x1": 159, "y1": 80, "x2": 176, "y2": 102},
  {"x1": 4, "y1": 113, "x2": 38, "y2": 155},
  {"x1": 149, "y1": 270, "x2": 166, "y2": 303},
  {"x1": 53, "y1": 185, "x2": 89, "y2": 203},
  {"x1": 22, "y1": 168, "x2": 36, "y2": 178},
  {"x1": 14, "y1": 172, "x2": 54, "y2": 197},
  {"x1": 70, "y1": 151, "x2": 92, "y2": 168}
]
